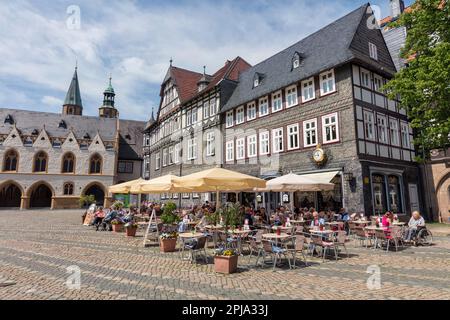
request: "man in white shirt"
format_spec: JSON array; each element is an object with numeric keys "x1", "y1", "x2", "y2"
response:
[{"x1": 406, "y1": 211, "x2": 425, "y2": 241}]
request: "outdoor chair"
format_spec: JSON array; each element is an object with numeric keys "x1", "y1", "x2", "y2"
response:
[
  {"x1": 354, "y1": 227, "x2": 373, "y2": 248},
  {"x1": 333, "y1": 231, "x2": 349, "y2": 258},
  {"x1": 260, "y1": 240, "x2": 291, "y2": 271},
  {"x1": 182, "y1": 236, "x2": 208, "y2": 264},
  {"x1": 247, "y1": 236, "x2": 264, "y2": 266},
  {"x1": 286, "y1": 235, "x2": 308, "y2": 268},
  {"x1": 218, "y1": 231, "x2": 238, "y2": 250},
  {"x1": 374, "y1": 227, "x2": 401, "y2": 252},
  {"x1": 310, "y1": 234, "x2": 337, "y2": 262}
]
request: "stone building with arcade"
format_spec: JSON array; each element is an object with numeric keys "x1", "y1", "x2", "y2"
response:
[{"x1": 0, "y1": 68, "x2": 145, "y2": 210}]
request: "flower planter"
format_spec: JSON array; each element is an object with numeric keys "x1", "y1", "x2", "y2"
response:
[
  {"x1": 160, "y1": 238, "x2": 177, "y2": 252},
  {"x1": 214, "y1": 255, "x2": 238, "y2": 274},
  {"x1": 112, "y1": 224, "x2": 124, "y2": 233},
  {"x1": 125, "y1": 226, "x2": 138, "y2": 237}
]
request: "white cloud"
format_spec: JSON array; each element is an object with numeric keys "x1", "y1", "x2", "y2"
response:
[{"x1": 0, "y1": 0, "x2": 383, "y2": 121}]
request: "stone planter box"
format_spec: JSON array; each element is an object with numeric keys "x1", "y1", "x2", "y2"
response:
[
  {"x1": 214, "y1": 255, "x2": 238, "y2": 274},
  {"x1": 125, "y1": 227, "x2": 138, "y2": 237},
  {"x1": 112, "y1": 224, "x2": 124, "y2": 233},
  {"x1": 160, "y1": 238, "x2": 177, "y2": 252}
]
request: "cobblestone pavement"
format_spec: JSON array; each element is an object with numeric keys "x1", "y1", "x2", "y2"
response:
[{"x1": 0, "y1": 210, "x2": 449, "y2": 300}]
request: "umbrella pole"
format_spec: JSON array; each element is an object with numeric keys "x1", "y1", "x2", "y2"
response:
[{"x1": 216, "y1": 190, "x2": 220, "y2": 210}]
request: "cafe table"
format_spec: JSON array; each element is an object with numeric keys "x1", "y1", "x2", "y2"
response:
[
  {"x1": 392, "y1": 222, "x2": 406, "y2": 226},
  {"x1": 271, "y1": 226, "x2": 294, "y2": 232},
  {"x1": 178, "y1": 232, "x2": 205, "y2": 261},
  {"x1": 353, "y1": 220, "x2": 370, "y2": 225},
  {"x1": 289, "y1": 220, "x2": 305, "y2": 225},
  {"x1": 262, "y1": 233, "x2": 290, "y2": 246}
]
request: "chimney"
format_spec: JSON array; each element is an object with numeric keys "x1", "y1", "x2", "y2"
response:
[{"x1": 390, "y1": 0, "x2": 405, "y2": 18}]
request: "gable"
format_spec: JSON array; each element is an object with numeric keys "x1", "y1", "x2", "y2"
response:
[
  {"x1": 88, "y1": 133, "x2": 106, "y2": 152},
  {"x1": 2, "y1": 127, "x2": 23, "y2": 147},
  {"x1": 33, "y1": 129, "x2": 52, "y2": 148},
  {"x1": 62, "y1": 131, "x2": 80, "y2": 150}
]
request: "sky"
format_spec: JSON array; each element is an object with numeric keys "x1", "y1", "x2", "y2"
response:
[{"x1": 0, "y1": 0, "x2": 414, "y2": 121}]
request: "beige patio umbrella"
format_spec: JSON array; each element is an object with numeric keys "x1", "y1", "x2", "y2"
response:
[
  {"x1": 263, "y1": 172, "x2": 335, "y2": 192},
  {"x1": 136, "y1": 174, "x2": 192, "y2": 194},
  {"x1": 175, "y1": 167, "x2": 266, "y2": 208},
  {"x1": 108, "y1": 178, "x2": 146, "y2": 194}
]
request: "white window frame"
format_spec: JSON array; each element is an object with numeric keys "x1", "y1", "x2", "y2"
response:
[
  {"x1": 389, "y1": 118, "x2": 400, "y2": 146},
  {"x1": 373, "y1": 74, "x2": 383, "y2": 92},
  {"x1": 226, "y1": 140, "x2": 234, "y2": 162},
  {"x1": 272, "y1": 128, "x2": 284, "y2": 153},
  {"x1": 322, "y1": 113, "x2": 339, "y2": 144},
  {"x1": 206, "y1": 131, "x2": 215, "y2": 156},
  {"x1": 364, "y1": 110, "x2": 375, "y2": 141},
  {"x1": 361, "y1": 68, "x2": 371, "y2": 89},
  {"x1": 191, "y1": 108, "x2": 197, "y2": 124},
  {"x1": 186, "y1": 110, "x2": 192, "y2": 126},
  {"x1": 259, "y1": 131, "x2": 270, "y2": 155},
  {"x1": 369, "y1": 42, "x2": 378, "y2": 61},
  {"x1": 226, "y1": 110, "x2": 234, "y2": 128},
  {"x1": 287, "y1": 124, "x2": 300, "y2": 150},
  {"x1": 303, "y1": 119, "x2": 317, "y2": 148},
  {"x1": 377, "y1": 114, "x2": 388, "y2": 144},
  {"x1": 203, "y1": 100, "x2": 210, "y2": 119},
  {"x1": 155, "y1": 152, "x2": 160, "y2": 170},
  {"x1": 271, "y1": 91, "x2": 282, "y2": 113},
  {"x1": 259, "y1": 97, "x2": 269, "y2": 117},
  {"x1": 174, "y1": 143, "x2": 180, "y2": 164},
  {"x1": 210, "y1": 98, "x2": 217, "y2": 116},
  {"x1": 187, "y1": 138, "x2": 197, "y2": 160},
  {"x1": 301, "y1": 77, "x2": 315, "y2": 103},
  {"x1": 236, "y1": 106, "x2": 245, "y2": 125},
  {"x1": 285, "y1": 85, "x2": 298, "y2": 108},
  {"x1": 236, "y1": 138, "x2": 245, "y2": 160},
  {"x1": 400, "y1": 121, "x2": 410, "y2": 148},
  {"x1": 247, "y1": 135, "x2": 257, "y2": 158},
  {"x1": 162, "y1": 148, "x2": 168, "y2": 167},
  {"x1": 247, "y1": 102, "x2": 256, "y2": 120},
  {"x1": 168, "y1": 146, "x2": 174, "y2": 165},
  {"x1": 320, "y1": 69, "x2": 336, "y2": 96}
]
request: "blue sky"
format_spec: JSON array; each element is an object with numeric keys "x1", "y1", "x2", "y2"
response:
[{"x1": 0, "y1": 0, "x2": 414, "y2": 121}]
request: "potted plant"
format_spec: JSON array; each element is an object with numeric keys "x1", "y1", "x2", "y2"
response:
[
  {"x1": 213, "y1": 203, "x2": 243, "y2": 274},
  {"x1": 124, "y1": 222, "x2": 138, "y2": 237},
  {"x1": 112, "y1": 200, "x2": 124, "y2": 211},
  {"x1": 79, "y1": 194, "x2": 95, "y2": 209},
  {"x1": 111, "y1": 219, "x2": 124, "y2": 232},
  {"x1": 159, "y1": 232, "x2": 178, "y2": 252}
]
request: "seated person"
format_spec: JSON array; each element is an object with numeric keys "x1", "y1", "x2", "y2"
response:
[
  {"x1": 381, "y1": 211, "x2": 394, "y2": 228},
  {"x1": 92, "y1": 207, "x2": 106, "y2": 230},
  {"x1": 310, "y1": 211, "x2": 325, "y2": 229},
  {"x1": 405, "y1": 211, "x2": 425, "y2": 241}
]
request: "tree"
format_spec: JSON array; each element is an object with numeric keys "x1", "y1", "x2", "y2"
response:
[{"x1": 384, "y1": 0, "x2": 450, "y2": 161}]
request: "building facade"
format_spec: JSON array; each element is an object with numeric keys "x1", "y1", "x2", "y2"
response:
[
  {"x1": 0, "y1": 68, "x2": 144, "y2": 210},
  {"x1": 143, "y1": 3, "x2": 422, "y2": 216}
]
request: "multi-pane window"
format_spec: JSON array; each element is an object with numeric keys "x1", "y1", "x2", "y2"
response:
[
  {"x1": 162, "y1": 148, "x2": 168, "y2": 167},
  {"x1": 361, "y1": 69, "x2": 371, "y2": 88},
  {"x1": 377, "y1": 115, "x2": 388, "y2": 144},
  {"x1": 301, "y1": 78, "x2": 315, "y2": 102},
  {"x1": 62, "y1": 153, "x2": 75, "y2": 173},
  {"x1": 364, "y1": 111, "x2": 375, "y2": 141},
  {"x1": 374, "y1": 75, "x2": 383, "y2": 92},
  {"x1": 63, "y1": 182, "x2": 74, "y2": 195},
  {"x1": 186, "y1": 110, "x2": 192, "y2": 126},
  {"x1": 369, "y1": 42, "x2": 378, "y2": 61},
  {"x1": 247, "y1": 102, "x2": 256, "y2": 120},
  {"x1": 287, "y1": 124, "x2": 300, "y2": 150},
  {"x1": 322, "y1": 113, "x2": 339, "y2": 143},
  {"x1": 191, "y1": 108, "x2": 197, "y2": 124},
  {"x1": 272, "y1": 128, "x2": 284, "y2": 153},
  {"x1": 286, "y1": 85, "x2": 298, "y2": 108},
  {"x1": 303, "y1": 119, "x2": 317, "y2": 147},
  {"x1": 226, "y1": 140, "x2": 234, "y2": 162},
  {"x1": 155, "y1": 152, "x2": 160, "y2": 170},
  {"x1": 118, "y1": 161, "x2": 133, "y2": 173},
  {"x1": 259, "y1": 97, "x2": 269, "y2": 116},
  {"x1": 203, "y1": 101, "x2": 210, "y2": 119},
  {"x1": 226, "y1": 110, "x2": 234, "y2": 128},
  {"x1": 89, "y1": 154, "x2": 102, "y2": 174},
  {"x1": 236, "y1": 138, "x2": 245, "y2": 160},
  {"x1": 33, "y1": 151, "x2": 48, "y2": 173},
  {"x1": 187, "y1": 138, "x2": 197, "y2": 160},
  {"x1": 389, "y1": 118, "x2": 400, "y2": 146},
  {"x1": 3, "y1": 150, "x2": 18, "y2": 172},
  {"x1": 259, "y1": 131, "x2": 270, "y2": 155},
  {"x1": 174, "y1": 144, "x2": 180, "y2": 164},
  {"x1": 272, "y1": 91, "x2": 282, "y2": 112},
  {"x1": 320, "y1": 70, "x2": 336, "y2": 95},
  {"x1": 236, "y1": 106, "x2": 244, "y2": 124},
  {"x1": 206, "y1": 132, "x2": 215, "y2": 156},
  {"x1": 401, "y1": 122, "x2": 410, "y2": 148},
  {"x1": 168, "y1": 146, "x2": 174, "y2": 165},
  {"x1": 247, "y1": 135, "x2": 257, "y2": 158}
]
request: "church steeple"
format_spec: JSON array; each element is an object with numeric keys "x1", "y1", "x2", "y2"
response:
[
  {"x1": 62, "y1": 65, "x2": 83, "y2": 115},
  {"x1": 99, "y1": 75, "x2": 118, "y2": 118}
]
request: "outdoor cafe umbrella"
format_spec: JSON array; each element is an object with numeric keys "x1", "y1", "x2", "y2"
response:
[
  {"x1": 175, "y1": 167, "x2": 266, "y2": 208},
  {"x1": 108, "y1": 178, "x2": 146, "y2": 194},
  {"x1": 263, "y1": 172, "x2": 335, "y2": 192},
  {"x1": 136, "y1": 174, "x2": 192, "y2": 194}
]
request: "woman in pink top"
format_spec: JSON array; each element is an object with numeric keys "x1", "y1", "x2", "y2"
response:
[{"x1": 381, "y1": 211, "x2": 393, "y2": 228}]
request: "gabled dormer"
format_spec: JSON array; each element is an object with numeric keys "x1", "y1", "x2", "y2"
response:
[
  {"x1": 62, "y1": 131, "x2": 80, "y2": 150},
  {"x1": 292, "y1": 51, "x2": 304, "y2": 70},
  {"x1": 2, "y1": 126, "x2": 23, "y2": 147},
  {"x1": 253, "y1": 73, "x2": 264, "y2": 88},
  {"x1": 88, "y1": 133, "x2": 106, "y2": 152},
  {"x1": 33, "y1": 128, "x2": 52, "y2": 149}
]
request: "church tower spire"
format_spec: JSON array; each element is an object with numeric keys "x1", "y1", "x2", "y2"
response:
[
  {"x1": 62, "y1": 65, "x2": 83, "y2": 115},
  {"x1": 99, "y1": 75, "x2": 118, "y2": 118}
]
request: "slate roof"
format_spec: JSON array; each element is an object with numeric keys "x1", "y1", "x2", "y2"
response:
[
  {"x1": 221, "y1": 3, "x2": 373, "y2": 112},
  {"x1": 0, "y1": 108, "x2": 117, "y2": 140},
  {"x1": 118, "y1": 119, "x2": 145, "y2": 160},
  {"x1": 63, "y1": 68, "x2": 83, "y2": 108}
]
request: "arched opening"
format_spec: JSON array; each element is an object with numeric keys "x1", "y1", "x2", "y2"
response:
[
  {"x1": 30, "y1": 184, "x2": 53, "y2": 208},
  {"x1": 33, "y1": 151, "x2": 48, "y2": 173},
  {"x1": 89, "y1": 154, "x2": 102, "y2": 174},
  {"x1": 84, "y1": 184, "x2": 105, "y2": 206},
  {"x1": 3, "y1": 149, "x2": 18, "y2": 172},
  {"x1": 0, "y1": 182, "x2": 22, "y2": 208},
  {"x1": 62, "y1": 152, "x2": 75, "y2": 173}
]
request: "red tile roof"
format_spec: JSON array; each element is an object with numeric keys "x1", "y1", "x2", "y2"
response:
[{"x1": 379, "y1": 6, "x2": 413, "y2": 27}]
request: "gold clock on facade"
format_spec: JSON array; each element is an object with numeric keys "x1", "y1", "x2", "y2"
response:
[{"x1": 313, "y1": 145, "x2": 326, "y2": 164}]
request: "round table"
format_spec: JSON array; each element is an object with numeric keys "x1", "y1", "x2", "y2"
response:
[
  {"x1": 271, "y1": 226, "x2": 293, "y2": 232},
  {"x1": 393, "y1": 222, "x2": 405, "y2": 226},
  {"x1": 204, "y1": 225, "x2": 224, "y2": 230},
  {"x1": 179, "y1": 232, "x2": 204, "y2": 239},
  {"x1": 262, "y1": 233, "x2": 290, "y2": 240}
]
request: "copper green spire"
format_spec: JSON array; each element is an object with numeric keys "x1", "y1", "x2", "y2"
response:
[{"x1": 63, "y1": 66, "x2": 83, "y2": 108}]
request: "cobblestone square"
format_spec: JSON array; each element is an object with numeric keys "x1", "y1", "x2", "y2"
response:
[{"x1": 0, "y1": 209, "x2": 449, "y2": 300}]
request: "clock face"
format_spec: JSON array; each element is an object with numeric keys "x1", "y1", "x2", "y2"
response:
[{"x1": 313, "y1": 149, "x2": 324, "y2": 162}]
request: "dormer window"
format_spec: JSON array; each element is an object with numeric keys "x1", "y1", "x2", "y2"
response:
[
  {"x1": 369, "y1": 42, "x2": 378, "y2": 61},
  {"x1": 58, "y1": 120, "x2": 67, "y2": 129},
  {"x1": 4, "y1": 114, "x2": 14, "y2": 125},
  {"x1": 253, "y1": 73, "x2": 263, "y2": 88},
  {"x1": 83, "y1": 133, "x2": 91, "y2": 140},
  {"x1": 292, "y1": 52, "x2": 301, "y2": 70}
]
